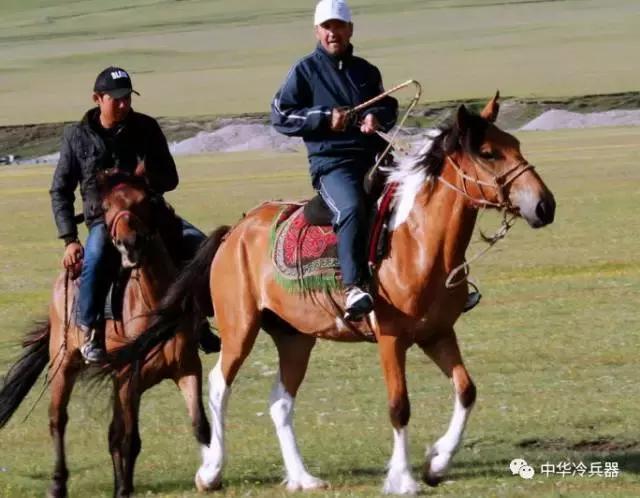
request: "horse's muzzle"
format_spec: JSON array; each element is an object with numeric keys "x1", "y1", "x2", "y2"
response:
[
  {"x1": 535, "y1": 196, "x2": 556, "y2": 226},
  {"x1": 524, "y1": 193, "x2": 556, "y2": 228}
]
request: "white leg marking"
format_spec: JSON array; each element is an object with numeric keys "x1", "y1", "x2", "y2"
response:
[
  {"x1": 426, "y1": 395, "x2": 472, "y2": 481},
  {"x1": 195, "y1": 357, "x2": 229, "y2": 491},
  {"x1": 383, "y1": 427, "x2": 419, "y2": 495},
  {"x1": 269, "y1": 373, "x2": 328, "y2": 491}
]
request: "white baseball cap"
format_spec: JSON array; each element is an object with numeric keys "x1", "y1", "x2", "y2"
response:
[{"x1": 314, "y1": 0, "x2": 352, "y2": 26}]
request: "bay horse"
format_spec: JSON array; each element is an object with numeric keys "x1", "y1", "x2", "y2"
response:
[
  {"x1": 106, "y1": 93, "x2": 556, "y2": 494},
  {"x1": 0, "y1": 171, "x2": 219, "y2": 498}
]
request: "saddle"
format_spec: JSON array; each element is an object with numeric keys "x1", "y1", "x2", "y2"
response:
[{"x1": 271, "y1": 176, "x2": 398, "y2": 293}]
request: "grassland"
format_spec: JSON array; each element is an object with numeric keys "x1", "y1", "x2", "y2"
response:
[
  {"x1": 1, "y1": 126, "x2": 639, "y2": 497},
  {"x1": 1, "y1": 0, "x2": 639, "y2": 125}
]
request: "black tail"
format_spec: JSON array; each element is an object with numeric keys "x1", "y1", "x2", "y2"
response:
[
  {"x1": 0, "y1": 321, "x2": 50, "y2": 429},
  {"x1": 108, "y1": 225, "x2": 231, "y2": 369}
]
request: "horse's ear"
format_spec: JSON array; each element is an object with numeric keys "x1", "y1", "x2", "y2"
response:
[
  {"x1": 481, "y1": 90, "x2": 500, "y2": 123},
  {"x1": 96, "y1": 170, "x2": 109, "y2": 191},
  {"x1": 134, "y1": 158, "x2": 146, "y2": 177},
  {"x1": 456, "y1": 104, "x2": 470, "y2": 133}
]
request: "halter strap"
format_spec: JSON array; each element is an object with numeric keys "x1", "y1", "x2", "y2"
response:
[
  {"x1": 109, "y1": 209, "x2": 139, "y2": 239},
  {"x1": 440, "y1": 155, "x2": 534, "y2": 209}
]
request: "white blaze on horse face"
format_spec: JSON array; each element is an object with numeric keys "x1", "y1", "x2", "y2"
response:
[
  {"x1": 113, "y1": 239, "x2": 136, "y2": 268},
  {"x1": 196, "y1": 358, "x2": 229, "y2": 489},
  {"x1": 269, "y1": 374, "x2": 327, "y2": 491},
  {"x1": 426, "y1": 395, "x2": 472, "y2": 480},
  {"x1": 509, "y1": 182, "x2": 539, "y2": 226},
  {"x1": 383, "y1": 427, "x2": 419, "y2": 495}
]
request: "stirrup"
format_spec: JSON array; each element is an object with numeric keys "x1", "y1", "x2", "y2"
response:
[{"x1": 462, "y1": 282, "x2": 482, "y2": 313}]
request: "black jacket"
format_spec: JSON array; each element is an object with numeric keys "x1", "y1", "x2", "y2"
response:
[
  {"x1": 271, "y1": 44, "x2": 398, "y2": 180},
  {"x1": 50, "y1": 108, "x2": 178, "y2": 241}
]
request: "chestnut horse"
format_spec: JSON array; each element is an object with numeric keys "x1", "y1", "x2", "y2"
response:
[
  {"x1": 0, "y1": 172, "x2": 218, "y2": 498},
  {"x1": 107, "y1": 94, "x2": 556, "y2": 494}
]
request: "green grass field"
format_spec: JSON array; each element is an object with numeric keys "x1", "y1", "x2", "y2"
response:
[
  {"x1": 1, "y1": 126, "x2": 639, "y2": 497},
  {"x1": 1, "y1": 0, "x2": 639, "y2": 125}
]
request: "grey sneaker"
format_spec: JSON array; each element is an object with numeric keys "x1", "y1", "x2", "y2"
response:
[
  {"x1": 79, "y1": 326, "x2": 106, "y2": 364},
  {"x1": 344, "y1": 285, "x2": 373, "y2": 321}
]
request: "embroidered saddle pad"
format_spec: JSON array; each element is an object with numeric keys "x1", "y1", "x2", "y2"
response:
[
  {"x1": 270, "y1": 183, "x2": 399, "y2": 293},
  {"x1": 271, "y1": 205, "x2": 341, "y2": 293}
]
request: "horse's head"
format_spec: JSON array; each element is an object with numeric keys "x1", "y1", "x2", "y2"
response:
[
  {"x1": 443, "y1": 91, "x2": 556, "y2": 227},
  {"x1": 98, "y1": 169, "x2": 154, "y2": 268}
]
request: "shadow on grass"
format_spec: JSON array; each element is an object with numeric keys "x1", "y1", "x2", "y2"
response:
[
  {"x1": 132, "y1": 472, "x2": 285, "y2": 495},
  {"x1": 516, "y1": 437, "x2": 640, "y2": 475},
  {"x1": 21, "y1": 463, "x2": 98, "y2": 481},
  {"x1": 445, "y1": 458, "x2": 514, "y2": 480},
  {"x1": 581, "y1": 451, "x2": 640, "y2": 475}
]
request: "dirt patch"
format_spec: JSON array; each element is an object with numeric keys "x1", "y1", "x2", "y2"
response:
[
  {"x1": 517, "y1": 437, "x2": 639, "y2": 453},
  {"x1": 520, "y1": 109, "x2": 640, "y2": 131},
  {"x1": 170, "y1": 123, "x2": 302, "y2": 155},
  {"x1": 2, "y1": 92, "x2": 639, "y2": 161}
]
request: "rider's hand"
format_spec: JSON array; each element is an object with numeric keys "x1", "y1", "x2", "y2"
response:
[
  {"x1": 330, "y1": 108, "x2": 350, "y2": 132},
  {"x1": 360, "y1": 113, "x2": 380, "y2": 135},
  {"x1": 62, "y1": 241, "x2": 84, "y2": 269}
]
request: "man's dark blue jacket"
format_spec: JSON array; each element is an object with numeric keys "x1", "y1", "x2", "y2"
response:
[{"x1": 271, "y1": 44, "x2": 398, "y2": 183}]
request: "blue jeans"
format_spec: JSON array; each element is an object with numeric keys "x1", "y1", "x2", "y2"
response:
[
  {"x1": 77, "y1": 222, "x2": 118, "y2": 329},
  {"x1": 179, "y1": 218, "x2": 206, "y2": 263},
  {"x1": 316, "y1": 166, "x2": 368, "y2": 287},
  {"x1": 77, "y1": 218, "x2": 206, "y2": 329}
]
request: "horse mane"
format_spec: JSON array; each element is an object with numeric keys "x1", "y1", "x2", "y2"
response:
[
  {"x1": 385, "y1": 107, "x2": 489, "y2": 227},
  {"x1": 97, "y1": 170, "x2": 149, "y2": 199}
]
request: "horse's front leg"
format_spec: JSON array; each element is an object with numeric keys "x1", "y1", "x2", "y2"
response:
[
  {"x1": 378, "y1": 334, "x2": 419, "y2": 495},
  {"x1": 418, "y1": 330, "x2": 476, "y2": 486},
  {"x1": 109, "y1": 377, "x2": 142, "y2": 498}
]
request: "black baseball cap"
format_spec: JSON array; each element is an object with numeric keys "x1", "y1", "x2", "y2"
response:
[{"x1": 93, "y1": 66, "x2": 140, "y2": 98}]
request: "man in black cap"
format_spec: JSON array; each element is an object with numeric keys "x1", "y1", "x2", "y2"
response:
[{"x1": 50, "y1": 66, "x2": 219, "y2": 363}]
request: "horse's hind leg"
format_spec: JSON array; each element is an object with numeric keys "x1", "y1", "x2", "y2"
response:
[
  {"x1": 418, "y1": 331, "x2": 476, "y2": 486},
  {"x1": 47, "y1": 356, "x2": 80, "y2": 498},
  {"x1": 268, "y1": 330, "x2": 327, "y2": 491},
  {"x1": 195, "y1": 310, "x2": 261, "y2": 492}
]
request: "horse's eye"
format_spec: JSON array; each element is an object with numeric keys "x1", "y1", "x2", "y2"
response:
[{"x1": 479, "y1": 150, "x2": 494, "y2": 160}]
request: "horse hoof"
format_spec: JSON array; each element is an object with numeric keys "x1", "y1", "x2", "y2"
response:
[
  {"x1": 46, "y1": 485, "x2": 67, "y2": 498},
  {"x1": 423, "y1": 470, "x2": 442, "y2": 488},
  {"x1": 195, "y1": 471, "x2": 222, "y2": 492},
  {"x1": 423, "y1": 447, "x2": 450, "y2": 487},
  {"x1": 285, "y1": 474, "x2": 329, "y2": 492}
]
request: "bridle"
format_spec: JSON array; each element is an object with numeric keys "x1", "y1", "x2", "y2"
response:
[
  {"x1": 108, "y1": 209, "x2": 151, "y2": 247},
  {"x1": 437, "y1": 153, "x2": 535, "y2": 289},
  {"x1": 439, "y1": 154, "x2": 535, "y2": 210}
]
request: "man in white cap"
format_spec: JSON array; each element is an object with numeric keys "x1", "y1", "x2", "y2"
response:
[{"x1": 271, "y1": 0, "x2": 398, "y2": 321}]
